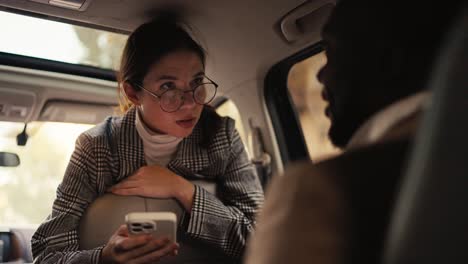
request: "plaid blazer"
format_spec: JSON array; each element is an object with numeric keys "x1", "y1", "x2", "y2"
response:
[{"x1": 31, "y1": 107, "x2": 264, "y2": 263}]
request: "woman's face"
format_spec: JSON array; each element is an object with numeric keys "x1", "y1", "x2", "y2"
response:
[{"x1": 132, "y1": 50, "x2": 205, "y2": 138}]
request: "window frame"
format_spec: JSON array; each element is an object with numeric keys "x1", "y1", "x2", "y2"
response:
[
  {"x1": 0, "y1": 52, "x2": 117, "y2": 81},
  {"x1": 264, "y1": 42, "x2": 324, "y2": 165},
  {"x1": 0, "y1": 7, "x2": 128, "y2": 81}
]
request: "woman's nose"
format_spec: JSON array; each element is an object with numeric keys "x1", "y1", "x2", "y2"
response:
[{"x1": 180, "y1": 90, "x2": 196, "y2": 109}]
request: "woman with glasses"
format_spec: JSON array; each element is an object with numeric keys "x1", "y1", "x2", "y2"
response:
[{"x1": 32, "y1": 13, "x2": 264, "y2": 264}]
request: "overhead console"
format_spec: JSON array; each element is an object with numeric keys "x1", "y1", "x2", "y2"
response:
[
  {"x1": 278, "y1": 0, "x2": 335, "y2": 45},
  {"x1": 0, "y1": 64, "x2": 117, "y2": 124},
  {"x1": 39, "y1": 100, "x2": 115, "y2": 124},
  {"x1": 0, "y1": 88, "x2": 36, "y2": 123}
]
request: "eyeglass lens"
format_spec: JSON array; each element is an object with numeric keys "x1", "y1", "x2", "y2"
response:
[{"x1": 160, "y1": 83, "x2": 216, "y2": 112}]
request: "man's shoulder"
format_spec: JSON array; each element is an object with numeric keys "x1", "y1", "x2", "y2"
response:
[{"x1": 286, "y1": 138, "x2": 412, "y2": 185}]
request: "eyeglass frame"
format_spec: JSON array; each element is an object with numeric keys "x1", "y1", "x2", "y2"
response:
[{"x1": 130, "y1": 75, "x2": 218, "y2": 113}]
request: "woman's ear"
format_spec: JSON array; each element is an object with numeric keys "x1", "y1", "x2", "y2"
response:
[{"x1": 123, "y1": 82, "x2": 141, "y2": 106}]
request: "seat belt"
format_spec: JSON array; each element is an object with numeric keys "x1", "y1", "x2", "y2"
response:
[{"x1": 249, "y1": 119, "x2": 272, "y2": 189}]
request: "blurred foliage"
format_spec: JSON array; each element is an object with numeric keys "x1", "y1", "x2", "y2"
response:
[
  {"x1": 72, "y1": 26, "x2": 127, "y2": 70},
  {"x1": 0, "y1": 122, "x2": 92, "y2": 227}
]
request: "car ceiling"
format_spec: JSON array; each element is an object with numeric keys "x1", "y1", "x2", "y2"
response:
[{"x1": 0, "y1": 0, "x2": 331, "y2": 94}]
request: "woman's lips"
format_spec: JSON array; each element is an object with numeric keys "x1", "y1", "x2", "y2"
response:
[{"x1": 176, "y1": 118, "x2": 196, "y2": 128}]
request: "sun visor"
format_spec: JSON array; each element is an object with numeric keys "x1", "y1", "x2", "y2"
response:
[
  {"x1": 0, "y1": 88, "x2": 36, "y2": 123},
  {"x1": 279, "y1": 0, "x2": 335, "y2": 45},
  {"x1": 29, "y1": 0, "x2": 93, "y2": 11},
  {"x1": 39, "y1": 100, "x2": 116, "y2": 124}
]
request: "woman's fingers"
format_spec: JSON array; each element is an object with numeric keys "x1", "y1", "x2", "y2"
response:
[
  {"x1": 104, "y1": 226, "x2": 178, "y2": 264},
  {"x1": 112, "y1": 178, "x2": 140, "y2": 190},
  {"x1": 112, "y1": 187, "x2": 141, "y2": 195},
  {"x1": 114, "y1": 234, "x2": 151, "y2": 253},
  {"x1": 126, "y1": 237, "x2": 170, "y2": 259},
  {"x1": 102, "y1": 226, "x2": 150, "y2": 264},
  {"x1": 129, "y1": 239, "x2": 179, "y2": 264},
  {"x1": 116, "y1": 224, "x2": 129, "y2": 236},
  {"x1": 110, "y1": 178, "x2": 143, "y2": 193},
  {"x1": 108, "y1": 164, "x2": 182, "y2": 198}
]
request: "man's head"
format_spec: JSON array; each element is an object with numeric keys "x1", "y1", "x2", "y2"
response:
[{"x1": 318, "y1": 0, "x2": 462, "y2": 148}]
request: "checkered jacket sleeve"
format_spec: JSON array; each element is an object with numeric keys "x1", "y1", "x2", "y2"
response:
[
  {"x1": 185, "y1": 121, "x2": 264, "y2": 259},
  {"x1": 31, "y1": 131, "x2": 105, "y2": 264}
]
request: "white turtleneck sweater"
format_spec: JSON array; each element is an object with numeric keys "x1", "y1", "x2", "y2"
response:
[{"x1": 135, "y1": 108, "x2": 183, "y2": 167}]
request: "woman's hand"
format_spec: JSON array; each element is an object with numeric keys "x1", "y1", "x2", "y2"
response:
[
  {"x1": 101, "y1": 225, "x2": 178, "y2": 264},
  {"x1": 110, "y1": 165, "x2": 195, "y2": 212}
]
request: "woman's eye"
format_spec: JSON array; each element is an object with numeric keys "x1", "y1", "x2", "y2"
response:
[
  {"x1": 191, "y1": 77, "x2": 204, "y2": 87},
  {"x1": 160, "y1": 82, "x2": 176, "y2": 91}
]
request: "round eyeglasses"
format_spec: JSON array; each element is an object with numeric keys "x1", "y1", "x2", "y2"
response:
[{"x1": 133, "y1": 76, "x2": 218, "y2": 113}]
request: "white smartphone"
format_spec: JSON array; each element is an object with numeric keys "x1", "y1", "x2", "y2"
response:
[{"x1": 125, "y1": 212, "x2": 177, "y2": 242}]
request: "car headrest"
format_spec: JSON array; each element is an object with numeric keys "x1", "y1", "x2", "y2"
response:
[{"x1": 383, "y1": 4, "x2": 468, "y2": 263}]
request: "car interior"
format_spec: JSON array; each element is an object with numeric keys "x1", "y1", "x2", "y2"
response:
[{"x1": 0, "y1": 0, "x2": 466, "y2": 263}]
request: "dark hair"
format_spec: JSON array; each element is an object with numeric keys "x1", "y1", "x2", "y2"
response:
[
  {"x1": 117, "y1": 13, "x2": 206, "y2": 112},
  {"x1": 333, "y1": 0, "x2": 463, "y2": 99}
]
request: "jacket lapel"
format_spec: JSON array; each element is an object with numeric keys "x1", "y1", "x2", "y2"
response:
[{"x1": 168, "y1": 122, "x2": 211, "y2": 179}]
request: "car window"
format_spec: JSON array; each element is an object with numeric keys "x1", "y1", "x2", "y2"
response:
[
  {"x1": 287, "y1": 51, "x2": 341, "y2": 161},
  {"x1": 0, "y1": 121, "x2": 93, "y2": 227},
  {"x1": 0, "y1": 10, "x2": 127, "y2": 70}
]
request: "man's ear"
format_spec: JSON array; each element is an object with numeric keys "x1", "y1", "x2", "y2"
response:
[{"x1": 123, "y1": 82, "x2": 141, "y2": 106}]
